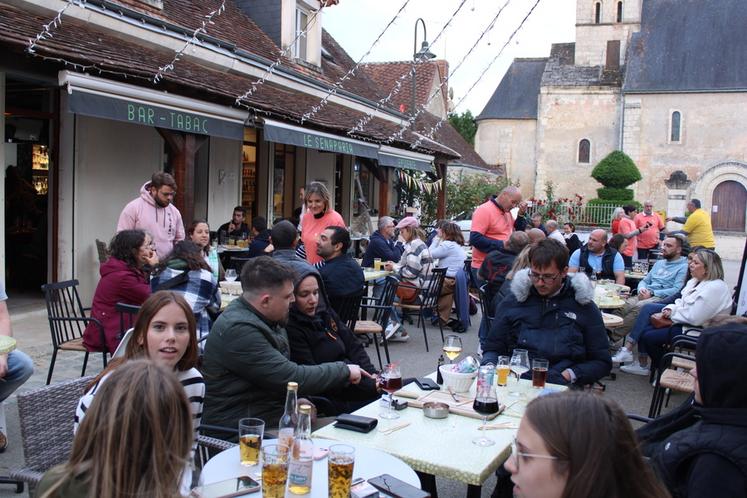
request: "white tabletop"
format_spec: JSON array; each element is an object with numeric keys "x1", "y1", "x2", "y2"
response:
[
  {"x1": 313, "y1": 375, "x2": 566, "y2": 486},
  {"x1": 200, "y1": 438, "x2": 419, "y2": 497}
]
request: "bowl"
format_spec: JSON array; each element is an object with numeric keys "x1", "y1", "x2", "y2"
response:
[
  {"x1": 439, "y1": 365, "x2": 477, "y2": 393},
  {"x1": 423, "y1": 402, "x2": 449, "y2": 419}
]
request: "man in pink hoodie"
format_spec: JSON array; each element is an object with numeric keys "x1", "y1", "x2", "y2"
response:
[{"x1": 117, "y1": 172, "x2": 185, "y2": 259}]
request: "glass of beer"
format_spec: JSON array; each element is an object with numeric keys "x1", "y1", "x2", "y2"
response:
[
  {"x1": 262, "y1": 444, "x2": 289, "y2": 498},
  {"x1": 374, "y1": 258, "x2": 382, "y2": 271},
  {"x1": 328, "y1": 444, "x2": 355, "y2": 498},
  {"x1": 496, "y1": 356, "x2": 510, "y2": 387},
  {"x1": 532, "y1": 358, "x2": 549, "y2": 389},
  {"x1": 238, "y1": 418, "x2": 265, "y2": 466}
]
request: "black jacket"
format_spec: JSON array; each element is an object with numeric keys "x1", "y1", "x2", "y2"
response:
[
  {"x1": 482, "y1": 269, "x2": 611, "y2": 386},
  {"x1": 362, "y1": 230, "x2": 403, "y2": 267},
  {"x1": 247, "y1": 229, "x2": 271, "y2": 258},
  {"x1": 578, "y1": 244, "x2": 619, "y2": 280},
  {"x1": 319, "y1": 254, "x2": 365, "y2": 298},
  {"x1": 218, "y1": 221, "x2": 249, "y2": 239},
  {"x1": 643, "y1": 325, "x2": 747, "y2": 498},
  {"x1": 478, "y1": 247, "x2": 518, "y2": 310}
]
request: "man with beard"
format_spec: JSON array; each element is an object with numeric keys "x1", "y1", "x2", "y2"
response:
[
  {"x1": 201, "y1": 257, "x2": 367, "y2": 438},
  {"x1": 117, "y1": 172, "x2": 184, "y2": 259}
]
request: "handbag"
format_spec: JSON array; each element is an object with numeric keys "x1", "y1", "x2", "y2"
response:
[
  {"x1": 650, "y1": 312, "x2": 673, "y2": 329},
  {"x1": 396, "y1": 283, "x2": 419, "y2": 304}
]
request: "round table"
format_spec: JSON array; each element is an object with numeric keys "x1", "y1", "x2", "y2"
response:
[
  {"x1": 200, "y1": 438, "x2": 420, "y2": 497},
  {"x1": 0, "y1": 336, "x2": 17, "y2": 355},
  {"x1": 602, "y1": 313, "x2": 624, "y2": 328}
]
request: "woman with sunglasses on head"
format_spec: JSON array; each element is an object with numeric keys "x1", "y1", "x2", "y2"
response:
[
  {"x1": 503, "y1": 391, "x2": 669, "y2": 498},
  {"x1": 74, "y1": 291, "x2": 204, "y2": 494},
  {"x1": 37, "y1": 359, "x2": 193, "y2": 498}
]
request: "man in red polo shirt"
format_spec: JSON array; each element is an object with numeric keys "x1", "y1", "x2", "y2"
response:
[
  {"x1": 469, "y1": 186, "x2": 522, "y2": 286},
  {"x1": 634, "y1": 200, "x2": 664, "y2": 260}
]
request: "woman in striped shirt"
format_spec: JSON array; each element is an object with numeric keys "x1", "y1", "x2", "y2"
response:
[{"x1": 74, "y1": 291, "x2": 204, "y2": 492}]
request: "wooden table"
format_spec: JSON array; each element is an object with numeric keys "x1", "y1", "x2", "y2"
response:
[
  {"x1": 313, "y1": 374, "x2": 565, "y2": 498},
  {"x1": 362, "y1": 269, "x2": 393, "y2": 282}
]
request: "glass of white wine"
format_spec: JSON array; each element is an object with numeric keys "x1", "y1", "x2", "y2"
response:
[
  {"x1": 442, "y1": 335, "x2": 463, "y2": 364},
  {"x1": 225, "y1": 269, "x2": 238, "y2": 282},
  {"x1": 509, "y1": 349, "x2": 530, "y2": 397}
]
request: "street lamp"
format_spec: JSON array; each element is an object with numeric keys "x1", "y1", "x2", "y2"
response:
[{"x1": 411, "y1": 18, "x2": 436, "y2": 128}]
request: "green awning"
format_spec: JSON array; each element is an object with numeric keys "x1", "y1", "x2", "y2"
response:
[
  {"x1": 263, "y1": 119, "x2": 379, "y2": 159},
  {"x1": 377, "y1": 148, "x2": 434, "y2": 173}
]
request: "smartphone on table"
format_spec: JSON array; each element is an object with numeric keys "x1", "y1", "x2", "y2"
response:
[
  {"x1": 190, "y1": 476, "x2": 260, "y2": 498},
  {"x1": 414, "y1": 377, "x2": 440, "y2": 390}
]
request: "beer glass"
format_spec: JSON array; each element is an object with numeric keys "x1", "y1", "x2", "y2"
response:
[
  {"x1": 532, "y1": 358, "x2": 549, "y2": 389},
  {"x1": 262, "y1": 444, "x2": 289, "y2": 498},
  {"x1": 374, "y1": 258, "x2": 382, "y2": 271},
  {"x1": 496, "y1": 356, "x2": 510, "y2": 387},
  {"x1": 238, "y1": 418, "x2": 265, "y2": 466},
  {"x1": 328, "y1": 444, "x2": 355, "y2": 498}
]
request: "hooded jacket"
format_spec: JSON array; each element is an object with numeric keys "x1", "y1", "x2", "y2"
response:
[
  {"x1": 651, "y1": 325, "x2": 747, "y2": 498},
  {"x1": 83, "y1": 257, "x2": 151, "y2": 352},
  {"x1": 117, "y1": 182, "x2": 185, "y2": 259},
  {"x1": 482, "y1": 269, "x2": 612, "y2": 386}
]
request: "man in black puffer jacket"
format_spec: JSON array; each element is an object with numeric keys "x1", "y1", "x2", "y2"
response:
[
  {"x1": 638, "y1": 322, "x2": 747, "y2": 498},
  {"x1": 481, "y1": 239, "x2": 611, "y2": 386}
]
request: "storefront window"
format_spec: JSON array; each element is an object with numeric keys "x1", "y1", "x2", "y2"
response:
[
  {"x1": 241, "y1": 128, "x2": 257, "y2": 220},
  {"x1": 272, "y1": 143, "x2": 295, "y2": 221}
]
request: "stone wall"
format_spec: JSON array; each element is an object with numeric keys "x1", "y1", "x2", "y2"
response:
[{"x1": 475, "y1": 118, "x2": 537, "y2": 194}]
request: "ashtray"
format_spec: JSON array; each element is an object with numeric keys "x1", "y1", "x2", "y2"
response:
[{"x1": 423, "y1": 402, "x2": 449, "y2": 419}]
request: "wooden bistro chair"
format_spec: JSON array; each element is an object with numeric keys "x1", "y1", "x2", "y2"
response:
[
  {"x1": 394, "y1": 268, "x2": 447, "y2": 352},
  {"x1": 354, "y1": 276, "x2": 399, "y2": 369},
  {"x1": 648, "y1": 334, "x2": 698, "y2": 418},
  {"x1": 478, "y1": 284, "x2": 494, "y2": 331},
  {"x1": 330, "y1": 290, "x2": 364, "y2": 332},
  {"x1": 41, "y1": 280, "x2": 108, "y2": 385}
]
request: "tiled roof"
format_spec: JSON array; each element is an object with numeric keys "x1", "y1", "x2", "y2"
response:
[
  {"x1": 476, "y1": 58, "x2": 547, "y2": 121},
  {"x1": 320, "y1": 29, "x2": 386, "y2": 104},
  {"x1": 0, "y1": 2, "x2": 458, "y2": 159},
  {"x1": 624, "y1": 0, "x2": 747, "y2": 93},
  {"x1": 360, "y1": 60, "x2": 449, "y2": 114}
]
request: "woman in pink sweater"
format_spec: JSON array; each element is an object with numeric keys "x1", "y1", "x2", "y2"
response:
[{"x1": 300, "y1": 182, "x2": 345, "y2": 264}]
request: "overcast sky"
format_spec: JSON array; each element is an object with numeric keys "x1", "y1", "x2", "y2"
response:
[{"x1": 324, "y1": 0, "x2": 576, "y2": 116}]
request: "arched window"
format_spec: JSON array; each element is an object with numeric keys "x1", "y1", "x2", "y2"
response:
[
  {"x1": 670, "y1": 111, "x2": 681, "y2": 142},
  {"x1": 578, "y1": 139, "x2": 591, "y2": 163},
  {"x1": 616, "y1": 1, "x2": 623, "y2": 22},
  {"x1": 595, "y1": 2, "x2": 601, "y2": 23}
]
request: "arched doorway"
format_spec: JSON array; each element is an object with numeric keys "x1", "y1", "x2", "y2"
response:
[{"x1": 712, "y1": 180, "x2": 747, "y2": 232}]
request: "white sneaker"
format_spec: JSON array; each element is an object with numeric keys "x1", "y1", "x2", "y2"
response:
[
  {"x1": 620, "y1": 363, "x2": 650, "y2": 376},
  {"x1": 384, "y1": 323, "x2": 401, "y2": 340},
  {"x1": 611, "y1": 347, "x2": 634, "y2": 364},
  {"x1": 387, "y1": 331, "x2": 410, "y2": 343}
]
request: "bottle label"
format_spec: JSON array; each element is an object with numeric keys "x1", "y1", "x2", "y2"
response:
[
  {"x1": 288, "y1": 459, "x2": 313, "y2": 488},
  {"x1": 278, "y1": 428, "x2": 294, "y2": 450}
]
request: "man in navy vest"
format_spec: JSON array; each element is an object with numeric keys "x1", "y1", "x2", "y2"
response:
[{"x1": 568, "y1": 229, "x2": 625, "y2": 284}]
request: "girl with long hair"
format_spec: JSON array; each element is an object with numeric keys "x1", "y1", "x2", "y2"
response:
[
  {"x1": 83, "y1": 229, "x2": 155, "y2": 353},
  {"x1": 187, "y1": 219, "x2": 222, "y2": 280},
  {"x1": 38, "y1": 359, "x2": 193, "y2": 498},
  {"x1": 150, "y1": 240, "x2": 221, "y2": 344},
  {"x1": 505, "y1": 391, "x2": 670, "y2": 498}
]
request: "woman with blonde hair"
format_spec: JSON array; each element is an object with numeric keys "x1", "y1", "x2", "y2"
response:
[
  {"x1": 429, "y1": 221, "x2": 467, "y2": 330},
  {"x1": 299, "y1": 181, "x2": 345, "y2": 265},
  {"x1": 37, "y1": 359, "x2": 193, "y2": 498}
]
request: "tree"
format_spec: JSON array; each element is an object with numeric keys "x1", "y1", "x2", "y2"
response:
[
  {"x1": 590, "y1": 150, "x2": 642, "y2": 202},
  {"x1": 448, "y1": 110, "x2": 476, "y2": 146}
]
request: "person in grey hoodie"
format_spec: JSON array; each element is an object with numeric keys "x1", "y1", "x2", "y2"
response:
[
  {"x1": 269, "y1": 220, "x2": 316, "y2": 277},
  {"x1": 117, "y1": 172, "x2": 185, "y2": 259}
]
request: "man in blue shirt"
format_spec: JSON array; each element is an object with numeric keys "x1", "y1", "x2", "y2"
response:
[
  {"x1": 568, "y1": 229, "x2": 626, "y2": 284},
  {"x1": 612, "y1": 235, "x2": 689, "y2": 363},
  {"x1": 362, "y1": 216, "x2": 403, "y2": 267}
]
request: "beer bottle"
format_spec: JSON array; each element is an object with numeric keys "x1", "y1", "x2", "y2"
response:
[
  {"x1": 436, "y1": 354, "x2": 444, "y2": 384},
  {"x1": 278, "y1": 382, "x2": 298, "y2": 451},
  {"x1": 288, "y1": 404, "x2": 313, "y2": 495}
]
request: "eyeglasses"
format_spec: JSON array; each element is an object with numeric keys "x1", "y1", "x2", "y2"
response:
[
  {"x1": 528, "y1": 272, "x2": 561, "y2": 283},
  {"x1": 510, "y1": 438, "x2": 561, "y2": 470}
]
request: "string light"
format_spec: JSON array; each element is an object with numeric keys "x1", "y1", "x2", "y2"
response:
[
  {"x1": 386, "y1": 0, "x2": 512, "y2": 144},
  {"x1": 412, "y1": 0, "x2": 542, "y2": 149},
  {"x1": 234, "y1": 4, "x2": 327, "y2": 108},
  {"x1": 27, "y1": 0, "x2": 85, "y2": 54},
  {"x1": 300, "y1": 0, "x2": 412, "y2": 124},
  {"x1": 347, "y1": 0, "x2": 470, "y2": 137},
  {"x1": 153, "y1": 1, "x2": 226, "y2": 83}
]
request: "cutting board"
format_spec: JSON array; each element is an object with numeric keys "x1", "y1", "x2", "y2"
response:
[{"x1": 393, "y1": 389, "x2": 504, "y2": 420}]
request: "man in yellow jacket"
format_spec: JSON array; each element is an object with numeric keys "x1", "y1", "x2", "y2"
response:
[{"x1": 667, "y1": 198, "x2": 715, "y2": 249}]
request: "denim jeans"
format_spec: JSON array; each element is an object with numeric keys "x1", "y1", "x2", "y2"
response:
[
  {"x1": 628, "y1": 302, "x2": 667, "y2": 346},
  {"x1": 0, "y1": 350, "x2": 34, "y2": 403}
]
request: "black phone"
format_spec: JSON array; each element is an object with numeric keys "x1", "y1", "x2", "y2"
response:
[
  {"x1": 190, "y1": 476, "x2": 261, "y2": 498},
  {"x1": 414, "y1": 377, "x2": 440, "y2": 390},
  {"x1": 368, "y1": 474, "x2": 431, "y2": 498}
]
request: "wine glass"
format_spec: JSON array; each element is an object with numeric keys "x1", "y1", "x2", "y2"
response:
[
  {"x1": 378, "y1": 363, "x2": 403, "y2": 420},
  {"x1": 442, "y1": 335, "x2": 463, "y2": 364},
  {"x1": 472, "y1": 382, "x2": 499, "y2": 446},
  {"x1": 508, "y1": 349, "x2": 530, "y2": 397},
  {"x1": 225, "y1": 269, "x2": 238, "y2": 282}
]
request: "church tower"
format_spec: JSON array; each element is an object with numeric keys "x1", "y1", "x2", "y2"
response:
[{"x1": 574, "y1": 0, "x2": 641, "y2": 67}]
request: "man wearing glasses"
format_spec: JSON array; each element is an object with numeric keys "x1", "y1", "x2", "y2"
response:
[
  {"x1": 481, "y1": 239, "x2": 611, "y2": 386},
  {"x1": 362, "y1": 216, "x2": 403, "y2": 268}
]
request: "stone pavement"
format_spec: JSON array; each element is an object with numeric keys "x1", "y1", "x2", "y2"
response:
[{"x1": 0, "y1": 257, "x2": 740, "y2": 497}]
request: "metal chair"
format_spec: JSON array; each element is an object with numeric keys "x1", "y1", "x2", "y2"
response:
[
  {"x1": 330, "y1": 290, "x2": 364, "y2": 331},
  {"x1": 395, "y1": 268, "x2": 447, "y2": 351},
  {"x1": 355, "y1": 276, "x2": 398, "y2": 369},
  {"x1": 648, "y1": 334, "x2": 698, "y2": 418},
  {"x1": 41, "y1": 280, "x2": 108, "y2": 385},
  {"x1": 230, "y1": 256, "x2": 252, "y2": 273},
  {"x1": 115, "y1": 302, "x2": 140, "y2": 341},
  {"x1": 10, "y1": 376, "x2": 93, "y2": 488},
  {"x1": 478, "y1": 283, "x2": 494, "y2": 331}
]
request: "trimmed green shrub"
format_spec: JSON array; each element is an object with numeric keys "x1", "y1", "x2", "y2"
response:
[
  {"x1": 591, "y1": 151, "x2": 642, "y2": 189},
  {"x1": 596, "y1": 187, "x2": 634, "y2": 200}
]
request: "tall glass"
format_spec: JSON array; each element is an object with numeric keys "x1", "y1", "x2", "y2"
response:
[
  {"x1": 225, "y1": 269, "x2": 238, "y2": 282},
  {"x1": 442, "y1": 335, "x2": 463, "y2": 364},
  {"x1": 328, "y1": 444, "x2": 355, "y2": 498},
  {"x1": 261, "y1": 444, "x2": 289, "y2": 498},
  {"x1": 532, "y1": 358, "x2": 549, "y2": 389},
  {"x1": 472, "y1": 381, "x2": 499, "y2": 446},
  {"x1": 238, "y1": 418, "x2": 265, "y2": 466},
  {"x1": 379, "y1": 363, "x2": 403, "y2": 420},
  {"x1": 496, "y1": 356, "x2": 510, "y2": 387},
  {"x1": 509, "y1": 349, "x2": 530, "y2": 397}
]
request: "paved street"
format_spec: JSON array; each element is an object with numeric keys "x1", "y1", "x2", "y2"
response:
[{"x1": 0, "y1": 258, "x2": 740, "y2": 497}]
